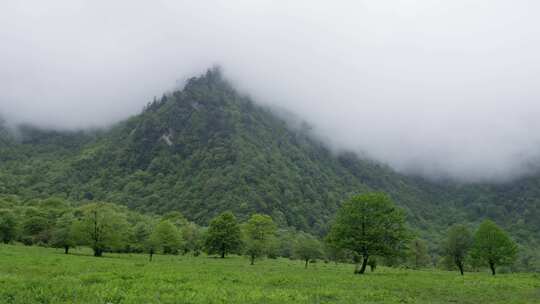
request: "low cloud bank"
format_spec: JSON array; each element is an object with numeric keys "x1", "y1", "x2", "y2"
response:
[{"x1": 1, "y1": 0, "x2": 540, "y2": 182}]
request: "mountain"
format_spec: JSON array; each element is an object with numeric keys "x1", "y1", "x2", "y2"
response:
[
  {"x1": 0, "y1": 119, "x2": 13, "y2": 146},
  {"x1": 0, "y1": 69, "x2": 538, "y2": 258}
]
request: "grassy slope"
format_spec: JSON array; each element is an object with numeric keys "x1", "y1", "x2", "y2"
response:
[{"x1": 0, "y1": 245, "x2": 538, "y2": 304}]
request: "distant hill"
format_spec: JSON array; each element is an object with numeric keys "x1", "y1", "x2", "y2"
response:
[{"x1": 0, "y1": 69, "x2": 538, "y2": 260}]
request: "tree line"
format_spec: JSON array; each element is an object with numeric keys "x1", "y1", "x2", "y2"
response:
[
  {"x1": 326, "y1": 193, "x2": 518, "y2": 275},
  {"x1": 0, "y1": 196, "x2": 322, "y2": 265},
  {"x1": 0, "y1": 193, "x2": 521, "y2": 275}
]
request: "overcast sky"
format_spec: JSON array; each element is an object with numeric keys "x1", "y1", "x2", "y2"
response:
[{"x1": 1, "y1": 0, "x2": 540, "y2": 182}]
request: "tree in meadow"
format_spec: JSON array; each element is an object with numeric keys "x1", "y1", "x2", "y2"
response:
[
  {"x1": 444, "y1": 224, "x2": 473, "y2": 275},
  {"x1": 50, "y1": 212, "x2": 77, "y2": 254},
  {"x1": 471, "y1": 220, "x2": 517, "y2": 275},
  {"x1": 181, "y1": 222, "x2": 203, "y2": 255},
  {"x1": 150, "y1": 220, "x2": 183, "y2": 255},
  {"x1": 276, "y1": 229, "x2": 297, "y2": 259},
  {"x1": 132, "y1": 221, "x2": 153, "y2": 253},
  {"x1": 293, "y1": 232, "x2": 323, "y2": 268},
  {"x1": 21, "y1": 212, "x2": 50, "y2": 245},
  {"x1": 327, "y1": 193, "x2": 410, "y2": 274},
  {"x1": 408, "y1": 238, "x2": 431, "y2": 269},
  {"x1": 0, "y1": 209, "x2": 17, "y2": 244},
  {"x1": 204, "y1": 212, "x2": 243, "y2": 258},
  {"x1": 243, "y1": 214, "x2": 277, "y2": 265},
  {"x1": 73, "y1": 203, "x2": 129, "y2": 257}
]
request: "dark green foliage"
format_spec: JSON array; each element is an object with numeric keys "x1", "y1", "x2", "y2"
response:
[
  {"x1": 276, "y1": 229, "x2": 297, "y2": 258},
  {"x1": 367, "y1": 257, "x2": 378, "y2": 272},
  {"x1": 204, "y1": 212, "x2": 243, "y2": 258},
  {"x1": 0, "y1": 209, "x2": 17, "y2": 244},
  {"x1": 327, "y1": 193, "x2": 410, "y2": 274},
  {"x1": 21, "y1": 211, "x2": 50, "y2": 245},
  {"x1": 181, "y1": 222, "x2": 203, "y2": 255},
  {"x1": 50, "y1": 212, "x2": 76, "y2": 254},
  {"x1": 162, "y1": 211, "x2": 188, "y2": 228},
  {"x1": 408, "y1": 238, "x2": 431, "y2": 269},
  {"x1": 243, "y1": 214, "x2": 277, "y2": 265},
  {"x1": 444, "y1": 224, "x2": 473, "y2": 275},
  {"x1": 471, "y1": 220, "x2": 518, "y2": 275},
  {"x1": 324, "y1": 242, "x2": 352, "y2": 265},
  {"x1": 132, "y1": 221, "x2": 153, "y2": 253}
]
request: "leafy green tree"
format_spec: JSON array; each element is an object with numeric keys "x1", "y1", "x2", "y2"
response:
[
  {"x1": 162, "y1": 211, "x2": 188, "y2": 228},
  {"x1": 0, "y1": 209, "x2": 17, "y2": 244},
  {"x1": 145, "y1": 233, "x2": 159, "y2": 261},
  {"x1": 444, "y1": 224, "x2": 473, "y2": 275},
  {"x1": 243, "y1": 214, "x2": 277, "y2": 265},
  {"x1": 204, "y1": 212, "x2": 243, "y2": 258},
  {"x1": 408, "y1": 238, "x2": 430, "y2": 269},
  {"x1": 471, "y1": 220, "x2": 518, "y2": 275},
  {"x1": 50, "y1": 213, "x2": 76, "y2": 254},
  {"x1": 293, "y1": 232, "x2": 323, "y2": 268},
  {"x1": 150, "y1": 220, "x2": 183, "y2": 255},
  {"x1": 73, "y1": 203, "x2": 129, "y2": 257},
  {"x1": 181, "y1": 222, "x2": 203, "y2": 255},
  {"x1": 276, "y1": 229, "x2": 297, "y2": 258},
  {"x1": 21, "y1": 213, "x2": 50, "y2": 245},
  {"x1": 327, "y1": 193, "x2": 409, "y2": 274},
  {"x1": 132, "y1": 221, "x2": 152, "y2": 253}
]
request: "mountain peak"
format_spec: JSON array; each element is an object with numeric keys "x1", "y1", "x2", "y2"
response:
[{"x1": 0, "y1": 70, "x2": 538, "y2": 250}]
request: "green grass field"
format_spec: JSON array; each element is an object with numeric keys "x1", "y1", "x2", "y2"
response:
[{"x1": 0, "y1": 245, "x2": 538, "y2": 304}]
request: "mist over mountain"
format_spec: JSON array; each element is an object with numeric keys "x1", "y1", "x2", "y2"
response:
[
  {"x1": 1, "y1": 70, "x2": 539, "y2": 253},
  {"x1": 2, "y1": 1, "x2": 540, "y2": 182}
]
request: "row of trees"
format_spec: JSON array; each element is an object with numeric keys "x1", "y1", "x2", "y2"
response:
[
  {"x1": 445, "y1": 220, "x2": 517, "y2": 275},
  {"x1": 325, "y1": 193, "x2": 518, "y2": 275},
  {"x1": 0, "y1": 194, "x2": 521, "y2": 275},
  {"x1": 0, "y1": 198, "x2": 326, "y2": 265}
]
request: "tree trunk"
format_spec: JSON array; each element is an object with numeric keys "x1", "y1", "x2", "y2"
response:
[
  {"x1": 355, "y1": 256, "x2": 369, "y2": 274},
  {"x1": 458, "y1": 263, "x2": 464, "y2": 275},
  {"x1": 250, "y1": 254, "x2": 255, "y2": 265},
  {"x1": 64, "y1": 246, "x2": 69, "y2": 254},
  {"x1": 221, "y1": 245, "x2": 225, "y2": 258},
  {"x1": 305, "y1": 259, "x2": 309, "y2": 269},
  {"x1": 489, "y1": 262, "x2": 496, "y2": 275},
  {"x1": 93, "y1": 248, "x2": 103, "y2": 257},
  {"x1": 149, "y1": 252, "x2": 153, "y2": 262}
]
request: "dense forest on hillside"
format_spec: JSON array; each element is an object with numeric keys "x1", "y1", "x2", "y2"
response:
[{"x1": 0, "y1": 69, "x2": 538, "y2": 269}]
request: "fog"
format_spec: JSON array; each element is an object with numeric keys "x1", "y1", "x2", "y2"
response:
[{"x1": 1, "y1": 0, "x2": 540, "y2": 182}]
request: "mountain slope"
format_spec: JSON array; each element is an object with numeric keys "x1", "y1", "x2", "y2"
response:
[{"x1": 0, "y1": 69, "x2": 538, "y2": 258}]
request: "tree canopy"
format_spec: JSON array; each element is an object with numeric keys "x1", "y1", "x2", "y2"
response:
[
  {"x1": 204, "y1": 212, "x2": 243, "y2": 258},
  {"x1": 444, "y1": 224, "x2": 473, "y2": 275},
  {"x1": 72, "y1": 203, "x2": 129, "y2": 257},
  {"x1": 327, "y1": 193, "x2": 410, "y2": 274},
  {"x1": 243, "y1": 214, "x2": 277, "y2": 265},
  {"x1": 294, "y1": 232, "x2": 323, "y2": 268},
  {"x1": 471, "y1": 220, "x2": 518, "y2": 275}
]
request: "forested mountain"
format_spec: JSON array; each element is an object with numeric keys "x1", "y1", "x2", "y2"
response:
[
  {"x1": 0, "y1": 119, "x2": 13, "y2": 146},
  {"x1": 0, "y1": 69, "x2": 538, "y2": 258}
]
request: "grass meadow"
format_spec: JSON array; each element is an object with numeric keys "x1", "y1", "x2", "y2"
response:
[{"x1": 0, "y1": 245, "x2": 539, "y2": 304}]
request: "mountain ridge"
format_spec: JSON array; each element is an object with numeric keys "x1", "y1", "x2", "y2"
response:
[{"x1": 0, "y1": 69, "x2": 538, "y2": 261}]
